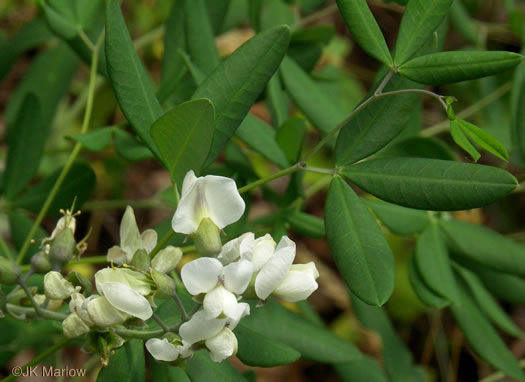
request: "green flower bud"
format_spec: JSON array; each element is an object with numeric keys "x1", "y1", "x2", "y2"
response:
[
  {"x1": 49, "y1": 227, "x2": 76, "y2": 266},
  {"x1": 31, "y1": 251, "x2": 52, "y2": 274},
  {"x1": 0, "y1": 257, "x2": 19, "y2": 285},
  {"x1": 192, "y1": 218, "x2": 222, "y2": 257},
  {"x1": 130, "y1": 248, "x2": 151, "y2": 272},
  {"x1": 151, "y1": 269, "x2": 176, "y2": 299},
  {"x1": 84, "y1": 330, "x2": 125, "y2": 366},
  {"x1": 44, "y1": 271, "x2": 76, "y2": 300},
  {"x1": 66, "y1": 271, "x2": 93, "y2": 296},
  {"x1": 152, "y1": 246, "x2": 182, "y2": 274},
  {"x1": 63, "y1": 312, "x2": 91, "y2": 338}
]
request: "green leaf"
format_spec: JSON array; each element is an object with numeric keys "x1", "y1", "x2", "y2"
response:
[
  {"x1": 71, "y1": 128, "x2": 114, "y2": 152},
  {"x1": 241, "y1": 299, "x2": 361, "y2": 363},
  {"x1": 453, "y1": 263, "x2": 524, "y2": 338},
  {"x1": 408, "y1": 255, "x2": 449, "y2": 308},
  {"x1": 363, "y1": 199, "x2": 430, "y2": 236},
  {"x1": 150, "y1": 362, "x2": 190, "y2": 382},
  {"x1": 393, "y1": 0, "x2": 453, "y2": 66},
  {"x1": 96, "y1": 340, "x2": 145, "y2": 382},
  {"x1": 105, "y1": 0, "x2": 163, "y2": 159},
  {"x1": 450, "y1": 119, "x2": 481, "y2": 161},
  {"x1": 113, "y1": 130, "x2": 155, "y2": 162},
  {"x1": 235, "y1": 115, "x2": 290, "y2": 169},
  {"x1": 351, "y1": 295, "x2": 425, "y2": 382},
  {"x1": 511, "y1": 45, "x2": 525, "y2": 161},
  {"x1": 234, "y1": 324, "x2": 301, "y2": 367},
  {"x1": 399, "y1": 51, "x2": 523, "y2": 85},
  {"x1": 161, "y1": 0, "x2": 186, "y2": 85},
  {"x1": 5, "y1": 43, "x2": 77, "y2": 195},
  {"x1": 8, "y1": 212, "x2": 47, "y2": 260},
  {"x1": 472, "y1": 265, "x2": 525, "y2": 305},
  {"x1": 275, "y1": 117, "x2": 306, "y2": 163},
  {"x1": 335, "y1": 74, "x2": 423, "y2": 166},
  {"x1": 341, "y1": 158, "x2": 517, "y2": 211},
  {"x1": 334, "y1": 356, "x2": 389, "y2": 382},
  {"x1": 324, "y1": 177, "x2": 394, "y2": 306},
  {"x1": 4, "y1": 95, "x2": 42, "y2": 199},
  {"x1": 376, "y1": 137, "x2": 455, "y2": 161},
  {"x1": 440, "y1": 219, "x2": 525, "y2": 276},
  {"x1": 336, "y1": 0, "x2": 392, "y2": 65},
  {"x1": 151, "y1": 99, "x2": 215, "y2": 186},
  {"x1": 450, "y1": 280, "x2": 525, "y2": 382},
  {"x1": 285, "y1": 210, "x2": 325, "y2": 238},
  {"x1": 449, "y1": 0, "x2": 479, "y2": 44},
  {"x1": 42, "y1": 1, "x2": 77, "y2": 39},
  {"x1": 260, "y1": 0, "x2": 294, "y2": 31},
  {"x1": 184, "y1": 0, "x2": 220, "y2": 75},
  {"x1": 205, "y1": 0, "x2": 231, "y2": 34},
  {"x1": 456, "y1": 118, "x2": 509, "y2": 161},
  {"x1": 414, "y1": 223, "x2": 460, "y2": 304},
  {"x1": 193, "y1": 25, "x2": 290, "y2": 167},
  {"x1": 13, "y1": 163, "x2": 96, "y2": 214},
  {"x1": 280, "y1": 56, "x2": 346, "y2": 135},
  {"x1": 266, "y1": 73, "x2": 288, "y2": 127},
  {"x1": 291, "y1": 24, "x2": 335, "y2": 45},
  {"x1": 186, "y1": 350, "x2": 247, "y2": 382}
]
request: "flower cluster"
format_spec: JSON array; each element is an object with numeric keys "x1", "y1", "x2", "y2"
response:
[{"x1": 34, "y1": 170, "x2": 319, "y2": 365}]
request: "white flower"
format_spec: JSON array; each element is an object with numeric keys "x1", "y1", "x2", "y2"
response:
[
  {"x1": 241, "y1": 234, "x2": 278, "y2": 271},
  {"x1": 151, "y1": 246, "x2": 182, "y2": 274},
  {"x1": 69, "y1": 292, "x2": 94, "y2": 326},
  {"x1": 44, "y1": 271, "x2": 76, "y2": 300},
  {"x1": 145, "y1": 338, "x2": 192, "y2": 362},
  {"x1": 94, "y1": 267, "x2": 153, "y2": 321},
  {"x1": 181, "y1": 257, "x2": 253, "y2": 319},
  {"x1": 107, "y1": 206, "x2": 158, "y2": 264},
  {"x1": 86, "y1": 295, "x2": 129, "y2": 327},
  {"x1": 217, "y1": 232, "x2": 254, "y2": 265},
  {"x1": 273, "y1": 262, "x2": 319, "y2": 302},
  {"x1": 206, "y1": 328, "x2": 238, "y2": 362},
  {"x1": 172, "y1": 171, "x2": 245, "y2": 235},
  {"x1": 63, "y1": 312, "x2": 90, "y2": 338}
]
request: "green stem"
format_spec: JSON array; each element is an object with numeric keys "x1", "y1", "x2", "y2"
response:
[
  {"x1": 0, "y1": 237, "x2": 13, "y2": 260},
  {"x1": 150, "y1": 231, "x2": 175, "y2": 258},
  {"x1": 0, "y1": 338, "x2": 71, "y2": 382},
  {"x1": 151, "y1": 313, "x2": 170, "y2": 333},
  {"x1": 303, "y1": 166, "x2": 336, "y2": 175},
  {"x1": 238, "y1": 164, "x2": 301, "y2": 194},
  {"x1": 15, "y1": 34, "x2": 102, "y2": 265}
]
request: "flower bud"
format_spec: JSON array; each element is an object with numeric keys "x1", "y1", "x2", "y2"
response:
[
  {"x1": 44, "y1": 271, "x2": 76, "y2": 300},
  {"x1": 152, "y1": 246, "x2": 182, "y2": 274},
  {"x1": 192, "y1": 218, "x2": 222, "y2": 257},
  {"x1": 0, "y1": 257, "x2": 19, "y2": 285},
  {"x1": 70, "y1": 292, "x2": 94, "y2": 326},
  {"x1": 49, "y1": 227, "x2": 76, "y2": 266},
  {"x1": 31, "y1": 251, "x2": 52, "y2": 273},
  {"x1": 63, "y1": 312, "x2": 91, "y2": 338},
  {"x1": 130, "y1": 248, "x2": 151, "y2": 271},
  {"x1": 34, "y1": 294, "x2": 63, "y2": 311},
  {"x1": 151, "y1": 269, "x2": 176, "y2": 299},
  {"x1": 87, "y1": 296, "x2": 129, "y2": 327},
  {"x1": 66, "y1": 271, "x2": 93, "y2": 295}
]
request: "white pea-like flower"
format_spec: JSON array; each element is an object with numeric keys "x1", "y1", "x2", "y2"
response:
[
  {"x1": 171, "y1": 171, "x2": 245, "y2": 235},
  {"x1": 181, "y1": 257, "x2": 253, "y2": 319},
  {"x1": 63, "y1": 312, "x2": 90, "y2": 338},
  {"x1": 272, "y1": 262, "x2": 320, "y2": 302},
  {"x1": 145, "y1": 338, "x2": 192, "y2": 362},
  {"x1": 86, "y1": 295, "x2": 129, "y2": 327},
  {"x1": 94, "y1": 267, "x2": 153, "y2": 321},
  {"x1": 107, "y1": 206, "x2": 158, "y2": 265},
  {"x1": 44, "y1": 271, "x2": 76, "y2": 300}
]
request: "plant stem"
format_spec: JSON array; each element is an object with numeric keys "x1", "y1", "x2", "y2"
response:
[
  {"x1": 15, "y1": 34, "x2": 102, "y2": 265},
  {"x1": 172, "y1": 291, "x2": 188, "y2": 321},
  {"x1": 0, "y1": 338, "x2": 71, "y2": 382},
  {"x1": 0, "y1": 237, "x2": 13, "y2": 260},
  {"x1": 238, "y1": 164, "x2": 301, "y2": 194},
  {"x1": 152, "y1": 313, "x2": 170, "y2": 333},
  {"x1": 77, "y1": 29, "x2": 95, "y2": 52},
  {"x1": 302, "y1": 166, "x2": 336, "y2": 175}
]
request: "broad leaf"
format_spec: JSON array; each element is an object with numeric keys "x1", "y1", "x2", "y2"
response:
[
  {"x1": 276, "y1": 117, "x2": 306, "y2": 163},
  {"x1": 71, "y1": 128, "x2": 114, "y2": 152},
  {"x1": 151, "y1": 99, "x2": 215, "y2": 186},
  {"x1": 13, "y1": 163, "x2": 96, "y2": 214},
  {"x1": 511, "y1": 44, "x2": 525, "y2": 161},
  {"x1": 364, "y1": 199, "x2": 430, "y2": 236},
  {"x1": 414, "y1": 224, "x2": 460, "y2": 304},
  {"x1": 114, "y1": 129, "x2": 155, "y2": 162},
  {"x1": 105, "y1": 0, "x2": 163, "y2": 159},
  {"x1": 440, "y1": 219, "x2": 525, "y2": 276},
  {"x1": 4, "y1": 95, "x2": 42, "y2": 198},
  {"x1": 334, "y1": 357, "x2": 389, "y2": 382},
  {"x1": 160, "y1": 0, "x2": 186, "y2": 87},
  {"x1": 454, "y1": 264, "x2": 524, "y2": 338},
  {"x1": 235, "y1": 324, "x2": 301, "y2": 367},
  {"x1": 324, "y1": 177, "x2": 394, "y2": 306},
  {"x1": 235, "y1": 115, "x2": 290, "y2": 169},
  {"x1": 204, "y1": 0, "x2": 231, "y2": 34},
  {"x1": 335, "y1": 74, "x2": 423, "y2": 166},
  {"x1": 455, "y1": 118, "x2": 509, "y2": 161},
  {"x1": 186, "y1": 350, "x2": 247, "y2": 382},
  {"x1": 96, "y1": 340, "x2": 145, "y2": 382},
  {"x1": 352, "y1": 295, "x2": 426, "y2": 382},
  {"x1": 376, "y1": 137, "x2": 455, "y2": 161},
  {"x1": 241, "y1": 299, "x2": 361, "y2": 363},
  {"x1": 393, "y1": 0, "x2": 453, "y2": 66},
  {"x1": 399, "y1": 51, "x2": 522, "y2": 85},
  {"x1": 193, "y1": 25, "x2": 290, "y2": 167},
  {"x1": 341, "y1": 158, "x2": 517, "y2": 211},
  {"x1": 408, "y1": 255, "x2": 449, "y2": 308},
  {"x1": 184, "y1": 0, "x2": 220, "y2": 75},
  {"x1": 472, "y1": 265, "x2": 525, "y2": 305},
  {"x1": 449, "y1": 0, "x2": 479, "y2": 44},
  {"x1": 450, "y1": 281, "x2": 525, "y2": 381},
  {"x1": 450, "y1": 119, "x2": 481, "y2": 161},
  {"x1": 336, "y1": 0, "x2": 392, "y2": 65},
  {"x1": 280, "y1": 56, "x2": 346, "y2": 135},
  {"x1": 285, "y1": 210, "x2": 325, "y2": 238},
  {"x1": 266, "y1": 73, "x2": 288, "y2": 127},
  {"x1": 150, "y1": 362, "x2": 190, "y2": 382}
]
